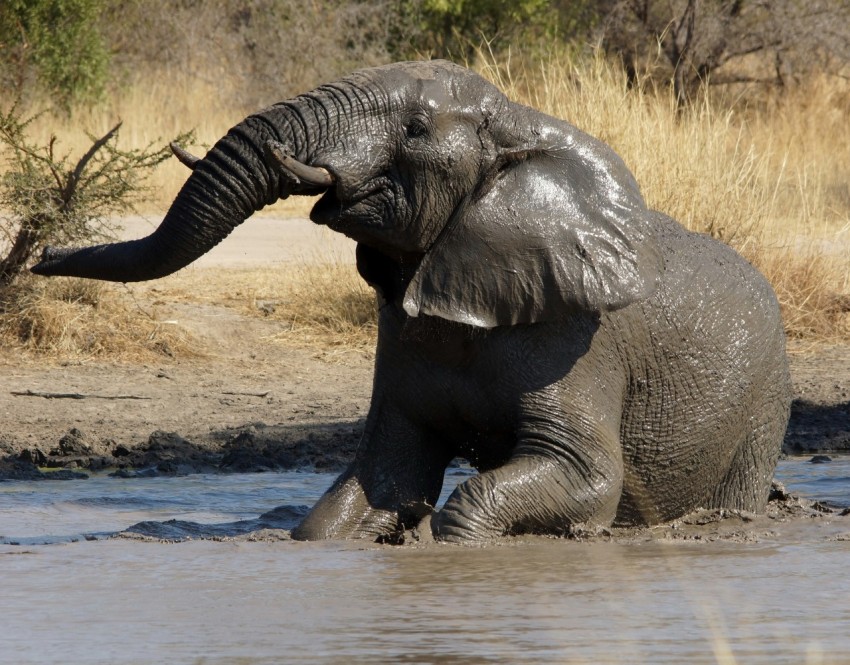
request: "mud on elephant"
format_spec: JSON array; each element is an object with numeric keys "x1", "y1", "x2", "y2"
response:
[{"x1": 32, "y1": 61, "x2": 791, "y2": 543}]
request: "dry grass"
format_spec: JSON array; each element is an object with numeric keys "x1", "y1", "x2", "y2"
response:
[
  {"x1": 151, "y1": 261, "x2": 377, "y2": 353},
  {"x1": 478, "y1": 52, "x2": 850, "y2": 238},
  {"x1": 756, "y1": 248, "x2": 850, "y2": 341},
  {"x1": 3, "y1": 53, "x2": 849, "y2": 355},
  {"x1": 251, "y1": 264, "x2": 376, "y2": 351},
  {"x1": 0, "y1": 275, "x2": 196, "y2": 360}
]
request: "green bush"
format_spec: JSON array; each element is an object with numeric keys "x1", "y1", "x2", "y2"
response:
[
  {"x1": 0, "y1": 0, "x2": 110, "y2": 110},
  {"x1": 394, "y1": 0, "x2": 600, "y2": 59}
]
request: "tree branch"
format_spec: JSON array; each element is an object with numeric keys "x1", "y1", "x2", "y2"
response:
[{"x1": 61, "y1": 122, "x2": 122, "y2": 206}]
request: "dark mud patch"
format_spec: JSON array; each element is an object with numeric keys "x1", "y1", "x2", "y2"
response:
[
  {"x1": 784, "y1": 344, "x2": 850, "y2": 454},
  {"x1": 112, "y1": 481, "x2": 849, "y2": 546},
  {"x1": 0, "y1": 456, "x2": 89, "y2": 480},
  {"x1": 215, "y1": 422, "x2": 360, "y2": 472},
  {"x1": 0, "y1": 421, "x2": 362, "y2": 481}
]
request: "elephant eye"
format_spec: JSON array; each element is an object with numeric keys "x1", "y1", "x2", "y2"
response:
[{"x1": 405, "y1": 116, "x2": 429, "y2": 140}]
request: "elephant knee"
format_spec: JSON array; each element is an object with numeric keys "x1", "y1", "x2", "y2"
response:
[{"x1": 432, "y1": 481, "x2": 506, "y2": 543}]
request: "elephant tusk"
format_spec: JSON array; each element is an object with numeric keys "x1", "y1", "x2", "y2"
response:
[
  {"x1": 263, "y1": 140, "x2": 334, "y2": 188},
  {"x1": 170, "y1": 142, "x2": 201, "y2": 170}
]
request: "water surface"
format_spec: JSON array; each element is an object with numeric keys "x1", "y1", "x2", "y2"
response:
[{"x1": 2, "y1": 459, "x2": 849, "y2": 664}]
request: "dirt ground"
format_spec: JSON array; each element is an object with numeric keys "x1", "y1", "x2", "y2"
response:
[{"x1": 1, "y1": 216, "x2": 848, "y2": 480}]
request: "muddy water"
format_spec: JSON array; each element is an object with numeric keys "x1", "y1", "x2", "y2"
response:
[{"x1": 2, "y1": 460, "x2": 849, "y2": 664}]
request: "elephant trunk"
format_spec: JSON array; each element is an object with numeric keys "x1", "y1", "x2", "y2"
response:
[{"x1": 31, "y1": 100, "x2": 326, "y2": 282}]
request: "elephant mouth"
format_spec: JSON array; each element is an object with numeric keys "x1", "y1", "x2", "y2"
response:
[
  {"x1": 310, "y1": 178, "x2": 391, "y2": 233},
  {"x1": 263, "y1": 140, "x2": 390, "y2": 236}
]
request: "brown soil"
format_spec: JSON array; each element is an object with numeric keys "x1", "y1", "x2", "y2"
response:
[
  {"x1": 1, "y1": 217, "x2": 848, "y2": 481},
  {"x1": 0, "y1": 311, "x2": 373, "y2": 478}
]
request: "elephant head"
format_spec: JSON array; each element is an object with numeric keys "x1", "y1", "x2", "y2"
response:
[{"x1": 32, "y1": 61, "x2": 661, "y2": 327}]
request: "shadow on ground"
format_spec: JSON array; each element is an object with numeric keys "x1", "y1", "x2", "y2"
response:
[{"x1": 784, "y1": 399, "x2": 850, "y2": 454}]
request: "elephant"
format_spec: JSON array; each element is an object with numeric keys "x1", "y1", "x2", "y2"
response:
[{"x1": 32, "y1": 60, "x2": 791, "y2": 543}]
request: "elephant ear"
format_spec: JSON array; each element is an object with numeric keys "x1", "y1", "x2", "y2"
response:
[{"x1": 403, "y1": 115, "x2": 662, "y2": 328}]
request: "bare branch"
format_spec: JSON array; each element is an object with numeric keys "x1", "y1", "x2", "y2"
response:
[
  {"x1": 11, "y1": 389, "x2": 151, "y2": 400},
  {"x1": 61, "y1": 122, "x2": 122, "y2": 206},
  {"x1": 0, "y1": 103, "x2": 194, "y2": 286},
  {"x1": 599, "y1": 0, "x2": 850, "y2": 104}
]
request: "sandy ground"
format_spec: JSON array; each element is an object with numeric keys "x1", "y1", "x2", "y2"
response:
[
  {"x1": 1, "y1": 216, "x2": 848, "y2": 480},
  {"x1": 118, "y1": 215, "x2": 358, "y2": 266}
]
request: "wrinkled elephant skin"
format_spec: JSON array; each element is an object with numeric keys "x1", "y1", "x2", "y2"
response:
[{"x1": 31, "y1": 61, "x2": 791, "y2": 543}]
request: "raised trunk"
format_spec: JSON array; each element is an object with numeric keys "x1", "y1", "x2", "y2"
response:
[{"x1": 30, "y1": 100, "x2": 320, "y2": 282}]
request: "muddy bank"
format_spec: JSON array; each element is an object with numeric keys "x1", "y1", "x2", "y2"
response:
[
  {"x1": 1, "y1": 221, "x2": 847, "y2": 482},
  {"x1": 2, "y1": 342, "x2": 849, "y2": 481},
  {"x1": 1, "y1": 405, "x2": 845, "y2": 482},
  {"x1": 0, "y1": 421, "x2": 361, "y2": 481},
  {"x1": 784, "y1": 343, "x2": 850, "y2": 453},
  {"x1": 3, "y1": 217, "x2": 846, "y2": 478},
  {"x1": 784, "y1": 399, "x2": 850, "y2": 453}
]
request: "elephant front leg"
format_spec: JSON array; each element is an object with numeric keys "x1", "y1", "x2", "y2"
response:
[
  {"x1": 292, "y1": 403, "x2": 449, "y2": 541},
  {"x1": 290, "y1": 468, "x2": 397, "y2": 540},
  {"x1": 433, "y1": 416, "x2": 624, "y2": 543}
]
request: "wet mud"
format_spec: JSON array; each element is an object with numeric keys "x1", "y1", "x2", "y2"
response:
[{"x1": 1, "y1": 421, "x2": 361, "y2": 481}]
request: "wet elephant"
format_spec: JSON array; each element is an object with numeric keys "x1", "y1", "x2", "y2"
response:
[{"x1": 32, "y1": 61, "x2": 791, "y2": 542}]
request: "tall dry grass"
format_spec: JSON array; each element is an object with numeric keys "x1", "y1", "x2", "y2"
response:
[
  {"x1": 3, "y1": 53, "x2": 848, "y2": 356},
  {"x1": 479, "y1": 53, "x2": 850, "y2": 238},
  {"x1": 0, "y1": 275, "x2": 195, "y2": 360},
  {"x1": 18, "y1": 68, "x2": 314, "y2": 216}
]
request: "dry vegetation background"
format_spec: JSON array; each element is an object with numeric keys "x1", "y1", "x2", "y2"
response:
[{"x1": 1, "y1": 1, "x2": 848, "y2": 359}]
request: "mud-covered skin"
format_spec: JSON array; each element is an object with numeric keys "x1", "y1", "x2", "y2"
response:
[
  {"x1": 31, "y1": 61, "x2": 790, "y2": 543},
  {"x1": 296, "y1": 215, "x2": 789, "y2": 541}
]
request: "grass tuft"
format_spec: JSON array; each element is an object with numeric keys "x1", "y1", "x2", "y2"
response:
[
  {"x1": 0, "y1": 275, "x2": 196, "y2": 360},
  {"x1": 150, "y1": 262, "x2": 377, "y2": 354},
  {"x1": 755, "y1": 247, "x2": 850, "y2": 341}
]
